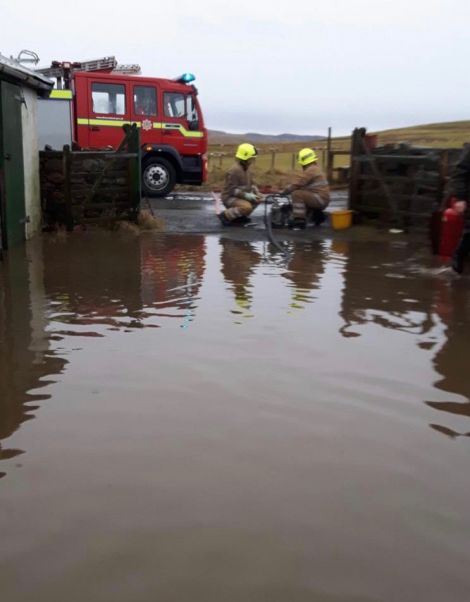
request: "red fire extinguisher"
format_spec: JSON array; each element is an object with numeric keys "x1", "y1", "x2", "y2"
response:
[{"x1": 439, "y1": 198, "x2": 465, "y2": 259}]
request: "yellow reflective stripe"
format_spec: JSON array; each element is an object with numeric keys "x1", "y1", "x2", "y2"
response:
[
  {"x1": 77, "y1": 118, "x2": 133, "y2": 127},
  {"x1": 77, "y1": 118, "x2": 203, "y2": 137},
  {"x1": 162, "y1": 123, "x2": 203, "y2": 138},
  {"x1": 49, "y1": 89, "x2": 73, "y2": 100}
]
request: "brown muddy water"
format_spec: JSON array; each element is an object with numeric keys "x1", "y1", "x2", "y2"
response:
[{"x1": 1, "y1": 231, "x2": 470, "y2": 602}]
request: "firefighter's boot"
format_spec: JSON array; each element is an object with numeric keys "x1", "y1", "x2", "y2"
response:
[
  {"x1": 311, "y1": 208, "x2": 326, "y2": 226},
  {"x1": 217, "y1": 211, "x2": 231, "y2": 227},
  {"x1": 288, "y1": 217, "x2": 307, "y2": 230},
  {"x1": 232, "y1": 216, "x2": 252, "y2": 225}
]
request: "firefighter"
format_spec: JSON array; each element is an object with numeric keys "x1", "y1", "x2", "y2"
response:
[
  {"x1": 447, "y1": 145, "x2": 470, "y2": 273},
  {"x1": 282, "y1": 148, "x2": 330, "y2": 229},
  {"x1": 218, "y1": 143, "x2": 261, "y2": 226}
]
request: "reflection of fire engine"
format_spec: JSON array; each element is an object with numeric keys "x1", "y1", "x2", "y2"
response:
[
  {"x1": 36, "y1": 56, "x2": 208, "y2": 197},
  {"x1": 140, "y1": 235, "x2": 206, "y2": 315}
]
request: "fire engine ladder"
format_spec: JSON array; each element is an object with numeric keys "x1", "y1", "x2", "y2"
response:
[{"x1": 35, "y1": 56, "x2": 141, "y2": 87}]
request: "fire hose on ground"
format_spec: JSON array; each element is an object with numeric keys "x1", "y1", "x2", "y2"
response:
[{"x1": 263, "y1": 194, "x2": 292, "y2": 261}]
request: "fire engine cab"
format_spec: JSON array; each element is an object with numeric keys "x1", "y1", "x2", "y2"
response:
[{"x1": 36, "y1": 57, "x2": 208, "y2": 196}]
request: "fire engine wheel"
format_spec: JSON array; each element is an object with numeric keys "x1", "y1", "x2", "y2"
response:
[{"x1": 142, "y1": 157, "x2": 176, "y2": 197}]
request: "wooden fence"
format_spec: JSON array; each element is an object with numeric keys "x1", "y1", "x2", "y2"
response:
[
  {"x1": 207, "y1": 128, "x2": 353, "y2": 187},
  {"x1": 40, "y1": 124, "x2": 141, "y2": 229},
  {"x1": 208, "y1": 146, "x2": 350, "y2": 185}
]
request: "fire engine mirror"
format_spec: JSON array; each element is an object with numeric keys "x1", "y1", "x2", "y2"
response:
[{"x1": 188, "y1": 119, "x2": 199, "y2": 131}]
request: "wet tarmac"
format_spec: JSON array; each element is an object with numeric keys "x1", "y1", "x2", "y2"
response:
[
  {"x1": 1, "y1": 230, "x2": 470, "y2": 602},
  {"x1": 148, "y1": 189, "x2": 349, "y2": 233}
]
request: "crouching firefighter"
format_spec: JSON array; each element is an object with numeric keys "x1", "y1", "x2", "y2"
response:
[
  {"x1": 282, "y1": 148, "x2": 330, "y2": 229},
  {"x1": 218, "y1": 143, "x2": 261, "y2": 226}
]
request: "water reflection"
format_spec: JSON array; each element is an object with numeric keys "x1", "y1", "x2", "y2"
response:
[
  {"x1": 43, "y1": 233, "x2": 143, "y2": 332},
  {"x1": 338, "y1": 242, "x2": 435, "y2": 338},
  {"x1": 140, "y1": 234, "x2": 206, "y2": 328},
  {"x1": 337, "y1": 240, "x2": 470, "y2": 440},
  {"x1": 219, "y1": 238, "x2": 261, "y2": 321},
  {"x1": 0, "y1": 233, "x2": 207, "y2": 477},
  {"x1": 427, "y1": 279, "x2": 470, "y2": 438},
  {"x1": 2, "y1": 233, "x2": 470, "y2": 600},
  {"x1": 0, "y1": 243, "x2": 67, "y2": 478},
  {"x1": 283, "y1": 242, "x2": 326, "y2": 312},
  {"x1": 41, "y1": 233, "x2": 206, "y2": 331}
]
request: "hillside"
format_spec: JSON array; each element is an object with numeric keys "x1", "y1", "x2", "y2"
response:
[
  {"x1": 208, "y1": 129, "x2": 324, "y2": 145},
  {"x1": 373, "y1": 120, "x2": 470, "y2": 148}
]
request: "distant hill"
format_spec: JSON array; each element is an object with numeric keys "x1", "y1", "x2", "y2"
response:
[{"x1": 208, "y1": 129, "x2": 325, "y2": 145}]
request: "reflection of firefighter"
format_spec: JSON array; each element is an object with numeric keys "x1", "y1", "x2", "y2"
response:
[
  {"x1": 427, "y1": 281, "x2": 470, "y2": 439},
  {"x1": 282, "y1": 243, "x2": 325, "y2": 312},
  {"x1": 219, "y1": 239, "x2": 261, "y2": 318}
]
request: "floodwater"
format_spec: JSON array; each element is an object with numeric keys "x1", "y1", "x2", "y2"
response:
[{"x1": 1, "y1": 231, "x2": 470, "y2": 602}]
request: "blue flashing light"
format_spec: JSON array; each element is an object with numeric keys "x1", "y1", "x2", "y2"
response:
[{"x1": 177, "y1": 72, "x2": 196, "y2": 84}]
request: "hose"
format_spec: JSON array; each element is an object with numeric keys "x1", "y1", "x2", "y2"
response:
[{"x1": 263, "y1": 195, "x2": 291, "y2": 261}]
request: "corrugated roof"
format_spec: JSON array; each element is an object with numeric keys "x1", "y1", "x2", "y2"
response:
[{"x1": 0, "y1": 53, "x2": 53, "y2": 95}]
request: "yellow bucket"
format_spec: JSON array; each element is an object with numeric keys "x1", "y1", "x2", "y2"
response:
[{"x1": 330, "y1": 210, "x2": 353, "y2": 230}]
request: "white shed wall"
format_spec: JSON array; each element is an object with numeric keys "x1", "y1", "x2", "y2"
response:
[{"x1": 21, "y1": 87, "x2": 41, "y2": 239}]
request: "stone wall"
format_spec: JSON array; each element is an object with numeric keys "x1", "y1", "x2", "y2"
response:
[{"x1": 40, "y1": 148, "x2": 140, "y2": 228}]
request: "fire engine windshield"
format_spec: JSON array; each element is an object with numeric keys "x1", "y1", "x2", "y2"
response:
[{"x1": 164, "y1": 92, "x2": 200, "y2": 124}]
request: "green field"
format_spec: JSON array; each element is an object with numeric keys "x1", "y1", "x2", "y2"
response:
[
  {"x1": 375, "y1": 121, "x2": 470, "y2": 148},
  {"x1": 201, "y1": 120, "x2": 470, "y2": 190}
]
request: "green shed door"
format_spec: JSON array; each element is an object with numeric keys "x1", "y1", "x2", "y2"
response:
[{"x1": 0, "y1": 81, "x2": 26, "y2": 248}]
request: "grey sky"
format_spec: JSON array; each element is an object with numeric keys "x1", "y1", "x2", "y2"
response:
[{"x1": 1, "y1": 0, "x2": 468, "y2": 135}]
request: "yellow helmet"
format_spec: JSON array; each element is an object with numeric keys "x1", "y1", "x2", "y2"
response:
[
  {"x1": 235, "y1": 143, "x2": 258, "y2": 161},
  {"x1": 298, "y1": 148, "x2": 318, "y2": 167}
]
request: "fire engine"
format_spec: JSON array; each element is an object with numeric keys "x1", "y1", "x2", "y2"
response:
[{"x1": 36, "y1": 57, "x2": 208, "y2": 197}]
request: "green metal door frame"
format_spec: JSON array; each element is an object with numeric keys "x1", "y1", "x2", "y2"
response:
[{"x1": 0, "y1": 80, "x2": 26, "y2": 249}]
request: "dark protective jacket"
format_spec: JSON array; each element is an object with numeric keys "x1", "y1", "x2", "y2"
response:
[
  {"x1": 221, "y1": 162, "x2": 256, "y2": 204},
  {"x1": 284, "y1": 163, "x2": 330, "y2": 203},
  {"x1": 448, "y1": 145, "x2": 470, "y2": 229}
]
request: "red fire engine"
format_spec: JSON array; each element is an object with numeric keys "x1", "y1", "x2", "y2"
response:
[{"x1": 36, "y1": 57, "x2": 208, "y2": 196}]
